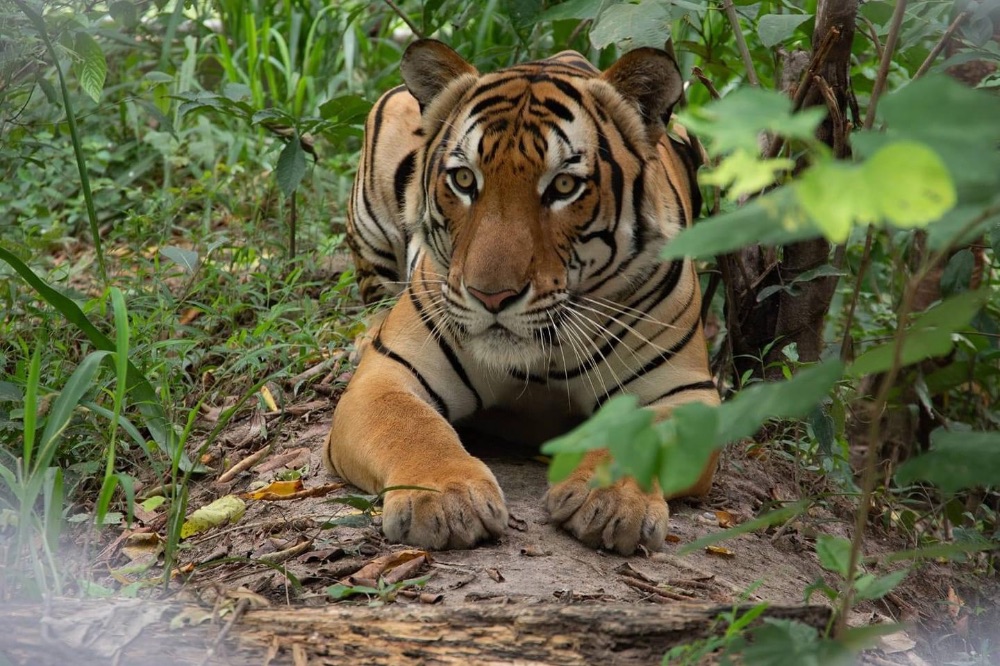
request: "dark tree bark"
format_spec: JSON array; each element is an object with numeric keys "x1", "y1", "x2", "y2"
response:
[{"x1": 719, "y1": 0, "x2": 858, "y2": 383}]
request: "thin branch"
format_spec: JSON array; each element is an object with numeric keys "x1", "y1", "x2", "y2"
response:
[
  {"x1": 382, "y1": 0, "x2": 424, "y2": 39},
  {"x1": 722, "y1": 0, "x2": 760, "y2": 86},
  {"x1": 863, "y1": 0, "x2": 908, "y2": 129},
  {"x1": 839, "y1": 225, "x2": 875, "y2": 361},
  {"x1": 914, "y1": 10, "x2": 970, "y2": 79},
  {"x1": 691, "y1": 66, "x2": 722, "y2": 100},
  {"x1": 811, "y1": 74, "x2": 845, "y2": 157},
  {"x1": 567, "y1": 19, "x2": 592, "y2": 47},
  {"x1": 859, "y1": 15, "x2": 884, "y2": 63}
]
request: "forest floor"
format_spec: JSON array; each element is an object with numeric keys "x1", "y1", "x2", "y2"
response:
[{"x1": 52, "y1": 387, "x2": 998, "y2": 666}]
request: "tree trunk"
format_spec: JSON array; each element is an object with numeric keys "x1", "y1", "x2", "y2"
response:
[
  {"x1": 0, "y1": 598, "x2": 832, "y2": 666},
  {"x1": 720, "y1": 0, "x2": 857, "y2": 383}
]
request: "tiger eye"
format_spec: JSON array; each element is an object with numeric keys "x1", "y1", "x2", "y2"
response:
[
  {"x1": 552, "y1": 174, "x2": 577, "y2": 196},
  {"x1": 452, "y1": 167, "x2": 475, "y2": 192}
]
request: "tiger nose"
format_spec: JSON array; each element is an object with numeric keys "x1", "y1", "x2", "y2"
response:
[{"x1": 466, "y1": 285, "x2": 526, "y2": 313}]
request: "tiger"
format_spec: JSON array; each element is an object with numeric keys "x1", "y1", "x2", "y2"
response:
[{"x1": 323, "y1": 39, "x2": 720, "y2": 555}]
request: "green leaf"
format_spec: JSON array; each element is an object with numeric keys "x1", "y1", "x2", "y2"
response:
[
  {"x1": 677, "y1": 88, "x2": 825, "y2": 156},
  {"x1": 326, "y1": 583, "x2": 380, "y2": 599},
  {"x1": 740, "y1": 619, "x2": 851, "y2": 666},
  {"x1": 989, "y1": 220, "x2": 1000, "y2": 256},
  {"x1": 504, "y1": 0, "x2": 545, "y2": 30},
  {"x1": 654, "y1": 402, "x2": 719, "y2": 496},
  {"x1": 850, "y1": 290, "x2": 988, "y2": 376},
  {"x1": 109, "y1": 1, "x2": 138, "y2": 28},
  {"x1": 699, "y1": 149, "x2": 794, "y2": 200},
  {"x1": 36, "y1": 351, "x2": 111, "y2": 476},
  {"x1": 276, "y1": 137, "x2": 307, "y2": 197},
  {"x1": 940, "y1": 248, "x2": 974, "y2": 296},
  {"x1": 318, "y1": 95, "x2": 372, "y2": 125},
  {"x1": 795, "y1": 141, "x2": 956, "y2": 242},
  {"x1": 895, "y1": 429, "x2": 1000, "y2": 494},
  {"x1": 678, "y1": 500, "x2": 811, "y2": 554},
  {"x1": 0, "y1": 247, "x2": 188, "y2": 468},
  {"x1": 853, "y1": 569, "x2": 908, "y2": 601},
  {"x1": 661, "y1": 188, "x2": 822, "y2": 260},
  {"x1": 590, "y1": 0, "x2": 674, "y2": 50},
  {"x1": 73, "y1": 32, "x2": 107, "y2": 103},
  {"x1": 757, "y1": 13, "x2": 812, "y2": 47},
  {"x1": 815, "y1": 534, "x2": 852, "y2": 577},
  {"x1": 160, "y1": 246, "x2": 199, "y2": 274},
  {"x1": 539, "y1": 0, "x2": 604, "y2": 21}
]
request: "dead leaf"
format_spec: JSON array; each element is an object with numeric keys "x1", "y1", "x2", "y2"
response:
[
  {"x1": 256, "y1": 447, "x2": 311, "y2": 473},
  {"x1": 348, "y1": 549, "x2": 431, "y2": 584},
  {"x1": 121, "y1": 532, "x2": 164, "y2": 563},
  {"x1": 217, "y1": 443, "x2": 271, "y2": 484},
  {"x1": 382, "y1": 555, "x2": 428, "y2": 584},
  {"x1": 715, "y1": 510, "x2": 736, "y2": 528},
  {"x1": 226, "y1": 587, "x2": 271, "y2": 609},
  {"x1": 878, "y1": 630, "x2": 916, "y2": 654},
  {"x1": 487, "y1": 568, "x2": 505, "y2": 583},
  {"x1": 705, "y1": 545, "x2": 735, "y2": 558},
  {"x1": 244, "y1": 482, "x2": 346, "y2": 502},
  {"x1": 243, "y1": 479, "x2": 304, "y2": 500},
  {"x1": 418, "y1": 592, "x2": 443, "y2": 604},
  {"x1": 180, "y1": 495, "x2": 246, "y2": 539},
  {"x1": 946, "y1": 586, "x2": 964, "y2": 620},
  {"x1": 179, "y1": 307, "x2": 201, "y2": 325},
  {"x1": 520, "y1": 546, "x2": 552, "y2": 557},
  {"x1": 169, "y1": 606, "x2": 213, "y2": 629},
  {"x1": 665, "y1": 534, "x2": 682, "y2": 543}
]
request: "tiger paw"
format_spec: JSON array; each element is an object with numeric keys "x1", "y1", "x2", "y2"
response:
[
  {"x1": 381, "y1": 474, "x2": 508, "y2": 550},
  {"x1": 546, "y1": 477, "x2": 669, "y2": 555}
]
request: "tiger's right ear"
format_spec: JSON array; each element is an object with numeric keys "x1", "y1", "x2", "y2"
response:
[{"x1": 401, "y1": 39, "x2": 478, "y2": 110}]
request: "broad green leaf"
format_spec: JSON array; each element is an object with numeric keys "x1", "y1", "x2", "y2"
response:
[
  {"x1": 740, "y1": 619, "x2": 852, "y2": 666},
  {"x1": 990, "y1": 221, "x2": 1000, "y2": 256},
  {"x1": 815, "y1": 534, "x2": 852, "y2": 577},
  {"x1": 678, "y1": 500, "x2": 811, "y2": 554},
  {"x1": 850, "y1": 290, "x2": 988, "y2": 376},
  {"x1": 539, "y1": 0, "x2": 604, "y2": 21},
  {"x1": 928, "y1": 201, "x2": 1000, "y2": 251},
  {"x1": 757, "y1": 13, "x2": 812, "y2": 47},
  {"x1": 715, "y1": 360, "x2": 844, "y2": 443},
  {"x1": 654, "y1": 402, "x2": 718, "y2": 496},
  {"x1": 699, "y1": 149, "x2": 794, "y2": 200},
  {"x1": 895, "y1": 430, "x2": 1000, "y2": 494},
  {"x1": 677, "y1": 88, "x2": 825, "y2": 156},
  {"x1": 864, "y1": 76, "x2": 1000, "y2": 191},
  {"x1": 863, "y1": 142, "x2": 956, "y2": 228},
  {"x1": 276, "y1": 137, "x2": 307, "y2": 197},
  {"x1": 853, "y1": 569, "x2": 908, "y2": 601},
  {"x1": 590, "y1": 0, "x2": 673, "y2": 49},
  {"x1": 160, "y1": 246, "x2": 199, "y2": 273},
  {"x1": 0, "y1": 381, "x2": 21, "y2": 401},
  {"x1": 319, "y1": 95, "x2": 372, "y2": 124},
  {"x1": 109, "y1": 1, "x2": 138, "y2": 28},
  {"x1": 180, "y1": 494, "x2": 247, "y2": 538},
  {"x1": 505, "y1": 0, "x2": 545, "y2": 30},
  {"x1": 795, "y1": 141, "x2": 956, "y2": 242},
  {"x1": 73, "y1": 32, "x2": 107, "y2": 103},
  {"x1": 661, "y1": 188, "x2": 822, "y2": 260}
]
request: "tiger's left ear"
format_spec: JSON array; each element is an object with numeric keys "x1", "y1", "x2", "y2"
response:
[
  {"x1": 401, "y1": 39, "x2": 479, "y2": 111},
  {"x1": 601, "y1": 48, "x2": 683, "y2": 141}
]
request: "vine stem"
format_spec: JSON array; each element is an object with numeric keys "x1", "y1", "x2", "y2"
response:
[
  {"x1": 863, "y1": 0, "x2": 908, "y2": 129},
  {"x1": 722, "y1": 0, "x2": 760, "y2": 86},
  {"x1": 833, "y1": 206, "x2": 999, "y2": 638}
]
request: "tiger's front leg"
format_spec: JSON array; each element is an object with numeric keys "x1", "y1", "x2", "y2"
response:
[{"x1": 323, "y1": 301, "x2": 508, "y2": 550}]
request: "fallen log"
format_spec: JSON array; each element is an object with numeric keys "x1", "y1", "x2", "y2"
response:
[{"x1": 0, "y1": 598, "x2": 832, "y2": 665}]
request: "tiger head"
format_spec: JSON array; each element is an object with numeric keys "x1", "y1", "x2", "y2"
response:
[{"x1": 401, "y1": 40, "x2": 689, "y2": 371}]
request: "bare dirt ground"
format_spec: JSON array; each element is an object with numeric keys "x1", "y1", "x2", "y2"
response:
[{"x1": 54, "y1": 388, "x2": 997, "y2": 666}]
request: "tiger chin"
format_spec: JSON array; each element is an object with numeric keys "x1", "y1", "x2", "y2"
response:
[{"x1": 323, "y1": 40, "x2": 720, "y2": 556}]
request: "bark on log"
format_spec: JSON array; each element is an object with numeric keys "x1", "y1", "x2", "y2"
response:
[{"x1": 0, "y1": 599, "x2": 832, "y2": 665}]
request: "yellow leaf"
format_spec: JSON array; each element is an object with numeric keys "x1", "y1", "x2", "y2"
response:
[
  {"x1": 705, "y1": 545, "x2": 735, "y2": 558},
  {"x1": 243, "y1": 479, "x2": 304, "y2": 500},
  {"x1": 180, "y1": 494, "x2": 246, "y2": 539},
  {"x1": 260, "y1": 385, "x2": 279, "y2": 412}
]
